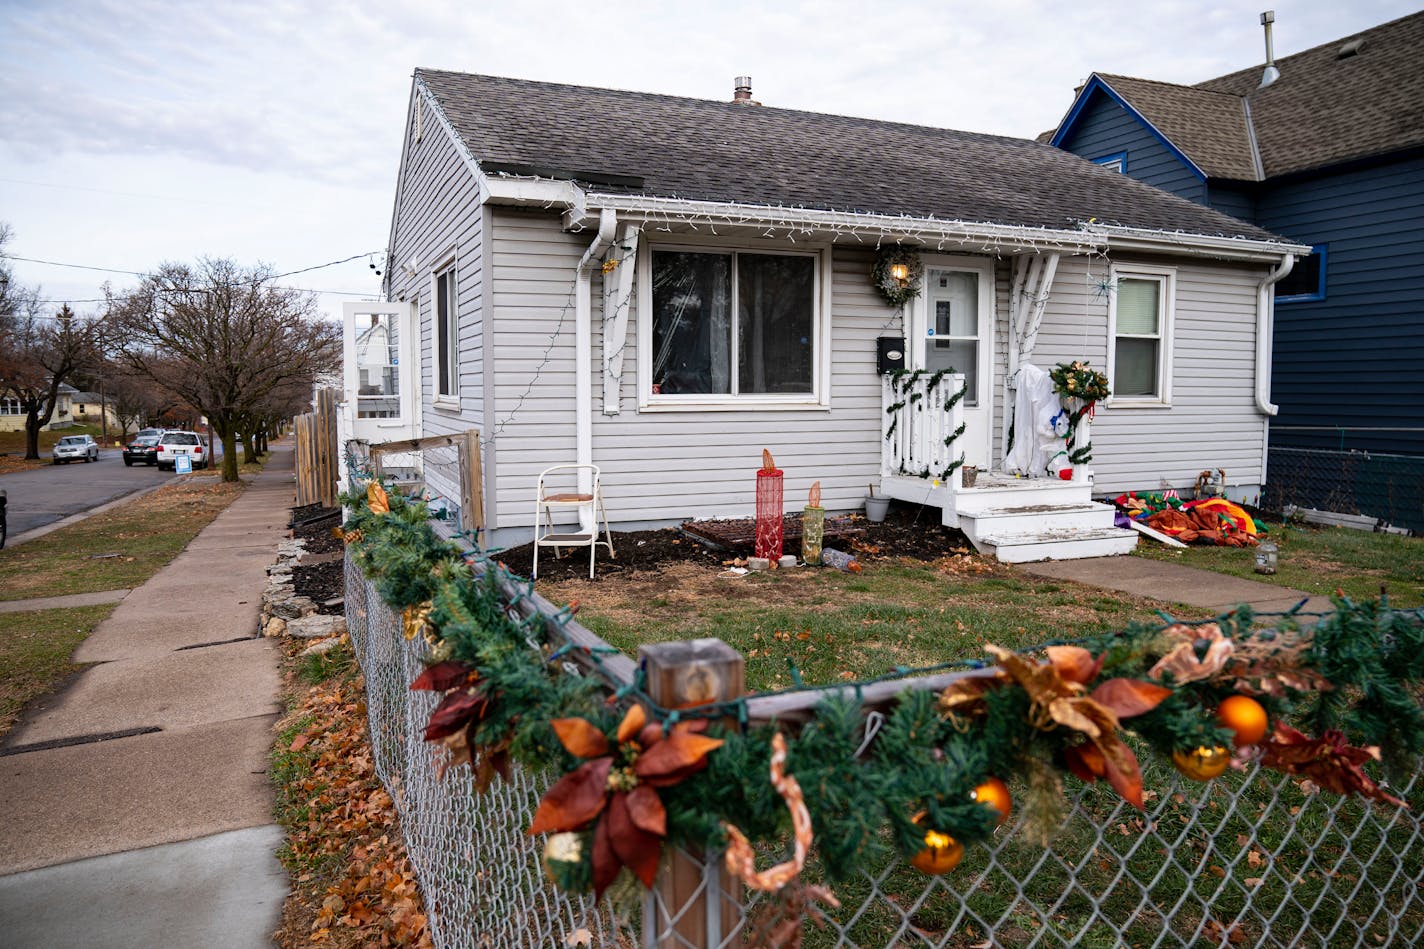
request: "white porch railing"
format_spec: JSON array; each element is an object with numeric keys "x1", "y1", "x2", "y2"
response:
[{"x1": 881, "y1": 371, "x2": 967, "y2": 486}]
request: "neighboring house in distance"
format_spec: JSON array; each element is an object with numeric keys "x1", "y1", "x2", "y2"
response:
[
  {"x1": 72, "y1": 391, "x2": 120, "y2": 431},
  {"x1": 341, "y1": 70, "x2": 1307, "y2": 562},
  {"x1": 1045, "y1": 11, "x2": 1424, "y2": 459},
  {"x1": 0, "y1": 383, "x2": 77, "y2": 433}
]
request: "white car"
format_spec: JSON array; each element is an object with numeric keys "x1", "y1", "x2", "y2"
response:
[
  {"x1": 52, "y1": 434, "x2": 99, "y2": 464},
  {"x1": 155, "y1": 431, "x2": 209, "y2": 471}
]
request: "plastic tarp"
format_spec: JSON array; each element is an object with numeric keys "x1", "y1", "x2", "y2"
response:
[{"x1": 1004, "y1": 363, "x2": 1069, "y2": 478}]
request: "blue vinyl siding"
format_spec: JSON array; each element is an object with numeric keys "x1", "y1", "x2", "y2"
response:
[
  {"x1": 1207, "y1": 183, "x2": 1256, "y2": 222},
  {"x1": 1057, "y1": 90, "x2": 1205, "y2": 203},
  {"x1": 1257, "y1": 155, "x2": 1424, "y2": 456}
]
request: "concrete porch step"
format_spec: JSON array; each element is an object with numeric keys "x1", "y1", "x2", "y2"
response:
[
  {"x1": 961, "y1": 501, "x2": 1117, "y2": 536},
  {"x1": 974, "y1": 525, "x2": 1139, "y2": 564},
  {"x1": 954, "y1": 480, "x2": 1094, "y2": 515}
]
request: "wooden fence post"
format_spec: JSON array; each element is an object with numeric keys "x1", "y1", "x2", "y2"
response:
[
  {"x1": 640, "y1": 638, "x2": 745, "y2": 948},
  {"x1": 457, "y1": 428, "x2": 484, "y2": 541}
]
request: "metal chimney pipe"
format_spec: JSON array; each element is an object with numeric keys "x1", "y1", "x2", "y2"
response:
[
  {"x1": 1259, "y1": 11, "x2": 1281, "y2": 88},
  {"x1": 733, "y1": 76, "x2": 753, "y2": 102}
]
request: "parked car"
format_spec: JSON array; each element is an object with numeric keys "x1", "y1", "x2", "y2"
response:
[
  {"x1": 52, "y1": 434, "x2": 99, "y2": 464},
  {"x1": 155, "y1": 431, "x2": 207, "y2": 471},
  {"x1": 123, "y1": 434, "x2": 163, "y2": 466},
  {"x1": 134, "y1": 427, "x2": 166, "y2": 440}
]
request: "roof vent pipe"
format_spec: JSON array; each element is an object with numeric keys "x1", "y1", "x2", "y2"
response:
[
  {"x1": 1259, "y1": 11, "x2": 1280, "y2": 88},
  {"x1": 732, "y1": 76, "x2": 760, "y2": 106}
]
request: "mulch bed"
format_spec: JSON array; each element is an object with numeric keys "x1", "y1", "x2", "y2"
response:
[
  {"x1": 494, "y1": 499, "x2": 971, "y2": 582},
  {"x1": 291, "y1": 505, "x2": 345, "y2": 612}
]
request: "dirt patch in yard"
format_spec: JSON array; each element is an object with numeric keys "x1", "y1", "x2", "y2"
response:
[{"x1": 494, "y1": 499, "x2": 972, "y2": 583}]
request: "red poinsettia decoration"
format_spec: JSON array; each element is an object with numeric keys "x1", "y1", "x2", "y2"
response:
[
  {"x1": 1260, "y1": 723, "x2": 1407, "y2": 808},
  {"x1": 528, "y1": 704, "x2": 723, "y2": 896},
  {"x1": 412, "y1": 660, "x2": 509, "y2": 787},
  {"x1": 998, "y1": 645, "x2": 1170, "y2": 810}
]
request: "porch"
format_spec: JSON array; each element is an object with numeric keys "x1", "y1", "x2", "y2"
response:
[{"x1": 878, "y1": 371, "x2": 1137, "y2": 563}]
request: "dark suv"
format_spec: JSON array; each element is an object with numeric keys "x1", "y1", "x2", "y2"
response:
[{"x1": 123, "y1": 434, "x2": 162, "y2": 466}]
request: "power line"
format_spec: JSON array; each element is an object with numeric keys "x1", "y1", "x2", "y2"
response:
[{"x1": 3, "y1": 251, "x2": 386, "y2": 303}]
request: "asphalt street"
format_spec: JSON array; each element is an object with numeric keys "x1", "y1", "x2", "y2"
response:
[{"x1": 0, "y1": 449, "x2": 179, "y2": 536}]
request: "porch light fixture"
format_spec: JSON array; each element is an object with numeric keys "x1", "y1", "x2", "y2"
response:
[{"x1": 889, "y1": 262, "x2": 910, "y2": 285}]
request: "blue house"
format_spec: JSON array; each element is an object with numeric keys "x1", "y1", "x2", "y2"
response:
[{"x1": 1046, "y1": 11, "x2": 1424, "y2": 472}]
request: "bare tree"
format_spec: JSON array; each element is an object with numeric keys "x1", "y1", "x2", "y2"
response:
[
  {"x1": 0, "y1": 303, "x2": 101, "y2": 459},
  {"x1": 106, "y1": 258, "x2": 340, "y2": 481}
]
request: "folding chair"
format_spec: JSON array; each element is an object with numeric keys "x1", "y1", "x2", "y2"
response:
[{"x1": 533, "y1": 464, "x2": 614, "y2": 579}]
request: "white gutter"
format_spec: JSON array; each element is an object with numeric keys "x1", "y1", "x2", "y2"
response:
[
  {"x1": 573, "y1": 207, "x2": 617, "y2": 529},
  {"x1": 1093, "y1": 224, "x2": 1310, "y2": 263},
  {"x1": 574, "y1": 194, "x2": 1104, "y2": 256},
  {"x1": 1255, "y1": 254, "x2": 1295, "y2": 416}
]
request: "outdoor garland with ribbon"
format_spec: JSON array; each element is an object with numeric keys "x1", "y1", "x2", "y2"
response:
[
  {"x1": 1049, "y1": 360, "x2": 1110, "y2": 466},
  {"x1": 870, "y1": 245, "x2": 924, "y2": 309},
  {"x1": 883, "y1": 367, "x2": 968, "y2": 481},
  {"x1": 337, "y1": 474, "x2": 1424, "y2": 927}
]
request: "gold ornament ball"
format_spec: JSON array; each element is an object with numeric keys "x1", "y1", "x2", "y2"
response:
[
  {"x1": 909, "y1": 828, "x2": 964, "y2": 875},
  {"x1": 971, "y1": 777, "x2": 1013, "y2": 825},
  {"x1": 1173, "y1": 745, "x2": 1231, "y2": 782},
  {"x1": 542, "y1": 831, "x2": 584, "y2": 883},
  {"x1": 1217, "y1": 695, "x2": 1269, "y2": 747}
]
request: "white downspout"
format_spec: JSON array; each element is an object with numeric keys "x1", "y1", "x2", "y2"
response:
[
  {"x1": 574, "y1": 208, "x2": 617, "y2": 530},
  {"x1": 1255, "y1": 254, "x2": 1294, "y2": 416}
]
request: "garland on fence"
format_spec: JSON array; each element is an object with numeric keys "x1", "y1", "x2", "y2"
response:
[
  {"x1": 339, "y1": 479, "x2": 1424, "y2": 914},
  {"x1": 1049, "y1": 361, "x2": 1110, "y2": 466},
  {"x1": 883, "y1": 368, "x2": 968, "y2": 481}
]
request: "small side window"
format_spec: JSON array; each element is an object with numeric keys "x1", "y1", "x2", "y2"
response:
[
  {"x1": 1093, "y1": 152, "x2": 1127, "y2": 173},
  {"x1": 1276, "y1": 245, "x2": 1326, "y2": 303}
]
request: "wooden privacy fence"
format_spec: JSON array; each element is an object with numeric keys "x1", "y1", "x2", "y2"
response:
[{"x1": 294, "y1": 389, "x2": 339, "y2": 507}]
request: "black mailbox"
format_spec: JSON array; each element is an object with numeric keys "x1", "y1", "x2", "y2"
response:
[{"x1": 877, "y1": 336, "x2": 906, "y2": 375}]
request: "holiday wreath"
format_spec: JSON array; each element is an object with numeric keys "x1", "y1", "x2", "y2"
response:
[
  {"x1": 870, "y1": 245, "x2": 923, "y2": 308},
  {"x1": 339, "y1": 478, "x2": 1424, "y2": 919}
]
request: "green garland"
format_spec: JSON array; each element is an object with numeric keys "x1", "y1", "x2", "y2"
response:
[
  {"x1": 884, "y1": 368, "x2": 968, "y2": 481},
  {"x1": 1048, "y1": 361, "x2": 1110, "y2": 467},
  {"x1": 339, "y1": 479, "x2": 1424, "y2": 900},
  {"x1": 870, "y1": 246, "x2": 923, "y2": 308}
]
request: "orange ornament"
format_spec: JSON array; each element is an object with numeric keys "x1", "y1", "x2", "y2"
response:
[
  {"x1": 1172, "y1": 745, "x2": 1231, "y2": 781},
  {"x1": 971, "y1": 777, "x2": 1012, "y2": 825},
  {"x1": 1217, "y1": 695, "x2": 1268, "y2": 747},
  {"x1": 909, "y1": 828, "x2": 964, "y2": 875}
]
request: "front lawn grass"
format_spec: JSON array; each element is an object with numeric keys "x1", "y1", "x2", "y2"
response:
[
  {"x1": 0, "y1": 423, "x2": 106, "y2": 473},
  {"x1": 544, "y1": 557, "x2": 1181, "y2": 693},
  {"x1": 0, "y1": 477, "x2": 245, "y2": 601},
  {"x1": 0, "y1": 604, "x2": 114, "y2": 738},
  {"x1": 1134, "y1": 520, "x2": 1424, "y2": 608}
]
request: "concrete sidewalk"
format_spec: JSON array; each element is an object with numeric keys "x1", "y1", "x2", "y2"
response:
[
  {"x1": 0, "y1": 443, "x2": 297, "y2": 947},
  {"x1": 1018, "y1": 555, "x2": 1333, "y2": 617}
]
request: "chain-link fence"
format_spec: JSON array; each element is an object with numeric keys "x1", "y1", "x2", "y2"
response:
[
  {"x1": 346, "y1": 553, "x2": 1424, "y2": 948},
  {"x1": 1265, "y1": 446, "x2": 1424, "y2": 534}
]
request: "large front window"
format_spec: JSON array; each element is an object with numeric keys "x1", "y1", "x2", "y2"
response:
[{"x1": 648, "y1": 249, "x2": 817, "y2": 399}]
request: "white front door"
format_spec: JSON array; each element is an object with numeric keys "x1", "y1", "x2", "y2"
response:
[
  {"x1": 914, "y1": 257, "x2": 994, "y2": 470},
  {"x1": 343, "y1": 301, "x2": 420, "y2": 444}
]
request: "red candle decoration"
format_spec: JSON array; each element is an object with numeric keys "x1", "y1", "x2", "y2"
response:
[{"x1": 755, "y1": 449, "x2": 784, "y2": 561}]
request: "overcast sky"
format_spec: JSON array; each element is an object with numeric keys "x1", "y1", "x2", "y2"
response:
[{"x1": 1, "y1": 0, "x2": 1415, "y2": 320}]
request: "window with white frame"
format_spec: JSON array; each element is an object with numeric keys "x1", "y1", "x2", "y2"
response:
[
  {"x1": 645, "y1": 247, "x2": 821, "y2": 403},
  {"x1": 1, "y1": 397, "x2": 23, "y2": 416},
  {"x1": 433, "y1": 264, "x2": 458, "y2": 401},
  {"x1": 1093, "y1": 152, "x2": 1127, "y2": 174},
  {"x1": 1109, "y1": 267, "x2": 1174, "y2": 404}
]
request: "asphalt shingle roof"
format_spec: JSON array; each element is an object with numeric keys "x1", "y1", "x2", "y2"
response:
[
  {"x1": 1093, "y1": 75, "x2": 1259, "y2": 180},
  {"x1": 1197, "y1": 11, "x2": 1424, "y2": 178},
  {"x1": 1064, "y1": 11, "x2": 1424, "y2": 181},
  {"x1": 417, "y1": 69, "x2": 1283, "y2": 243}
]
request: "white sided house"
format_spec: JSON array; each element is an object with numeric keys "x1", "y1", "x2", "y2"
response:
[{"x1": 341, "y1": 72, "x2": 1307, "y2": 563}]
